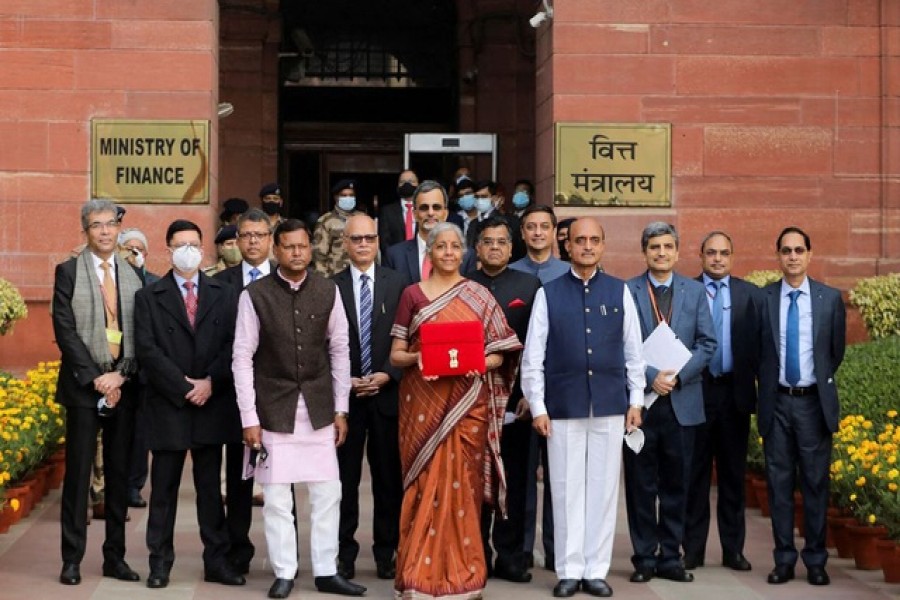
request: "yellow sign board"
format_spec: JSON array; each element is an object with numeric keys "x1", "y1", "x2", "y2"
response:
[
  {"x1": 91, "y1": 119, "x2": 209, "y2": 204},
  {"x1": 555, "y1": 122, "x2": 671, "y2": 207}
]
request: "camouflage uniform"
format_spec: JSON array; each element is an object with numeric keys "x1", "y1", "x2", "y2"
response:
[{"x1": 312, "y1": 208, "x2": 362, "y2": 276}]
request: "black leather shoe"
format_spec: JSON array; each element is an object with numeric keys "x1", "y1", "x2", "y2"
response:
[
  {"x1": 722, "y1": 553, "x2": 752, "y2": 571},
  {"x1": 337, "y1": 559, "x2": 355, "y2": 580},
  {"x1": 315, "y1": 574, "x2": 366, "y2": 596},
  {"x1": 103, "y1": 560, "x2": 140, "y2": 581},
  {"x1": 807, "y1": 565, "x2": 830, "y2": 586},
  {"x1": 683, "y1": 554, "x2": 704, "y2": 570},
  {"x1": 767, "y1": 564, "x2": 795, "y2": 584},
  {"x1": 59, "y1": 562, "x2": 81, "y2": 585},
  {"x1": 629, "y1": 568, "x2": 654, "y2": 583},
  {"x1": 656, "y1": 566, "x2": 694, "y2": 582},
  {"x1": 494, "y1": 562, "x2": 532, "y2": 583},
  {"x1": 128, "y1": 490, "x2": 148, "y2": 508},
  {"x1": 147, "y1": 571, "x2": 169, "y2": 588},
  {"x1": 581, "y1": 579, "x2": 613, "y2": 597},
  {"x1": 552, "y1": 579, "x2": 580, "y2": 597},
  {"x1": 204, "y1": 565, "x2": 246, "y2": 586},
  {"x1": 268, "y1": 578, "x2": 294, "y2": 598},
  {"x1": 375, "y1": 559, "x2": 396, "y2": 580}
]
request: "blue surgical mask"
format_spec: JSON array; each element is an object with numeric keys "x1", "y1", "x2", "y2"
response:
[
  {"x1": 512, "y1": 191, "x2": 530, "y2": 209},
  {"x1": 337, "y1": 196, "x2": 356, "y2": 212},
  {"x1": 475, "y1": 197, "x2": 492, "y2": 214},
  {"x1": 458, "y1": 194, "x2": 475, "y2": 211}
]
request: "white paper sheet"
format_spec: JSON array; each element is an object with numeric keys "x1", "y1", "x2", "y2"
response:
[{"x1": 641, "y1": 322, "x2": 693, "y2": 409}]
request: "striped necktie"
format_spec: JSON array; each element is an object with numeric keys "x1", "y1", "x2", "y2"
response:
[{"x1": 359, "y1": 274, "x2": 372, "y2": 375}]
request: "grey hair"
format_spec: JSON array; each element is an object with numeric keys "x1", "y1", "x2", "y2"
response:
[
  {"x1": 426, "y1": 222, "x2": 466, "y2": 255},
  {"x1": 237, "y1": 208, "x2": 271, "y2": 230},
  {"x1": 640, "y1": 221, "x2": 679, "y2": 251},
  {"x1": 412, "y1": 180, "x2": 449, "y2": 208},
  {"x1": 81, "y1": 198, "x2": 119, "y2": 231}
]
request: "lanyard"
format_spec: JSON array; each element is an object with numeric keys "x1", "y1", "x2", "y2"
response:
[{"x1": 646, "y1": 279, "x2": 672, "y2": 325}]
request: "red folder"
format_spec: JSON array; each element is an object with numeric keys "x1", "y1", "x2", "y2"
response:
[{"x1": 419, "y1": 320, "x2": 486, "y2": 377}]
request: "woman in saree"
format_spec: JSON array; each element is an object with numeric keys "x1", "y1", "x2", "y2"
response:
[{"x1": 390, "y1": 220, "x2": 521, "y2": 600}]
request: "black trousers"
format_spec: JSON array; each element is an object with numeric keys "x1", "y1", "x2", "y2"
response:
[
  {"x1": 481, "y1": 418, "x2": 531, "y2": 569},
  {"x1": 337, "y1": 396, "x2": 402, "y2": 566},
  {"x1": 522, "y1": 429, "x2": 554, "y2": 560},
  {"x1": 127, "y1": 394, "x2": 149, "y2": 492},
  {"x1": 61, "y1": 404, "x2": 134, "y2": 564},
  {"x1": 224, "y1": 440, "x2": 255, "y2": 564},
  {"x1": 683, "y1": 377, "x2": 751, "y2": 560},
  {"x1": 763, "y1": 392, "x2": 831, "y2": 568},
  {"x1": 147, "y1": 445, "x2": 230, "y2": 574},
  {"x1": 624, "y1": 396, "x2": 695, "y2": 571}
]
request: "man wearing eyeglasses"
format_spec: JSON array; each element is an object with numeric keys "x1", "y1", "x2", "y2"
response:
[
  {"x1": 383, "y1": 180, "x2": 476, "y2": 283},
  {"x1": 332, "y1": 215, "x2": 407, "y2": 581},
  {"x1": 215, "y1": 207, "x2": 277, "y2": 574},
  {"x1": 682, "y1": 231, "x2": 760, "y2": 574},
  {"x1": 134, "y1": 220, "x2": 244, "y2": 589},
  {"x1": 758, "y1": 227, "x2": 845, "y2": 587},
  {"x1": 469, "y1": 216, "x2": 541, "y2": 584}
]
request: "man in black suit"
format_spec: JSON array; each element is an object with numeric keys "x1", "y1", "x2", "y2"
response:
[
  {"x1": 134, "y1": 220, "x2": 245, "y2": 589},
  {"x1": 683, "y1": 231, "x2": 760, "y2": 572},
  {"x1": 378, "y1": 169, "x2": 419, "y2": 255},
  {"x1": 383, "y1": 180, "x2": 476, "y2": 282},
  {"x1": 53, "y1": 199, "x2": 143, "y2": 586},
  {"x1": 332, "y1": 215, "x2": 406, "y2": 581},
  {"x1": 469, "y1": 216, "x2": 541, "y2": 584},
  {"x1": 466, "y1": 181, "x2": 526, "y2": 262},
  {"x1": 214, "y1": 207, "x2": 277, "y2": 572},
  {"x1": 758, "y1": 226, "x2": 845, "y2": 587}
]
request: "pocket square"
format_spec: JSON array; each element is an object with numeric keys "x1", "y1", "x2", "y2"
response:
[{"x1": 508, "y1": 298, "x2": 526, "y2": 308}]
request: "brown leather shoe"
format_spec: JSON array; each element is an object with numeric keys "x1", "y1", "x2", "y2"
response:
[{"x1": 252, "y1": 493, "x2": 265, "y2": 507}]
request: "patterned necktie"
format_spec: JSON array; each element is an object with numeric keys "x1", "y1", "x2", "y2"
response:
[
  {"x1": 99, "y1": 261, "x2": 120, "y2": 359},
  {"x1": 652, "y1": 284, "x2": 670, "y2": 324},
  {"x1": 404, "y1": 201, "x2": 414, "y2": 240},
  {"x1": 786, "y1": 289, "x2": 801, "y2": 385},
  {"x1": 183, "y1": 280, "x2": 198, "y2": 328},
  {"x1": 421, "y1": 256, "x2": 432, "y2": 281},
  {"x1": 249, "y1": 267, "x2": 261, "y2": 282},
  {"x1": 710, "y1": 281, "x2": 725, "y2": 376},
  {"x1": 359, "y1": 274, "x2": 373, "y2": 375}
]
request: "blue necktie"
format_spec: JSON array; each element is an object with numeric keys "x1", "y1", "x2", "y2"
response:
[
  {"x1": 786, "y1": 289, "x2": 801, "y2": 385},
  {"x1": 359, "y1": 274, "x2": 372, "y2": 375},
  {"x1": 249, "y1": 267, "x2": 261, "y2": 282},
  {"x1": 710, "y1": 281, "x2": 725, "y2": 376}
]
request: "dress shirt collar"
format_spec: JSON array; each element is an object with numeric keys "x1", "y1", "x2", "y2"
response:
[
  {"x1": 780, "y1": 276, "x2": 810, "y2": 298},
  {"x1": 702, "y1": 273, "x2": 730, "y2": 288},
  {"x1": 648, "y1": 272, "x2": 673, "y2": 287},
  {"x1": 276, "y1": 267, "x2": 307, "y2": 291},
  {"x1": 242, "y1": 260, "x2": 271, "y2": 281},
  {"x1": 172, "y1": 270, "x2": 199, "y2": 294},
  {"x1": 350, "y1": 263, "x2": 376, "y2": 285}
]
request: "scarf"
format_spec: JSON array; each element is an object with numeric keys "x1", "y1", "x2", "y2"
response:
[{"x1": 70, "y1": 248, "x2": 141, "y2": 376}]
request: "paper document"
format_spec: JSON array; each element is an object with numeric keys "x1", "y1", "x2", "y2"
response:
[{"x1": 641, "y1": 322, "x2": 693, "y2": 409}]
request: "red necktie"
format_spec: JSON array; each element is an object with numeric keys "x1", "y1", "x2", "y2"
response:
[
  {"x1": 404, "y1": 201, "x2": 414, "y2": 240},
  {"x1": 183, "y1": 281, "x2": 197, "y2": 327},
  {"x1": 421, "y1": 256, "x2": 432, "y2": 281}
]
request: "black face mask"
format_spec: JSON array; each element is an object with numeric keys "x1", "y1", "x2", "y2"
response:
[
  {"x1": 398, "y1": 182, "x2": 416, "y2": 199},
  {"x1": 261, "y1": 201, "x2": 281, "y2": 216}
]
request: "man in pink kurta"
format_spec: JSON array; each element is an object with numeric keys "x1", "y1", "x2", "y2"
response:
[{"x1": 232, "y1": 219, "x2": 366, "y2": 599}]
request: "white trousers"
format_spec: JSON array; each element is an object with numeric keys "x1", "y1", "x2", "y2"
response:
[
  {"x1": 262, "y1": 480, "x2": 341, "y2": 579},
  {"x1": 547, "y1": 416, "x2": 624, "y2": 579}
]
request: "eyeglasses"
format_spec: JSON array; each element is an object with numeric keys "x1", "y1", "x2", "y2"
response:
[
  {"x1": 479, "y1": 237, "x2": 510, "y2": 247},
  {"x1": 416, "y1": 203, "x2": 445, "y2": 212},
  {"x1": 88, "y1": 220, "x2": 120, "y2": 231},
  {"x1": 779, "y1": 246, "x2": 807, "y2": 256},
  {"x1": 347, "y1": 234, "x2": 378, "y2": 244},
  {"x1": 171, "y1": 243, "x2": 201, "y2": 250},
  {"x1": 238, "y1": 232, "x2": 270, "y2": 240}
]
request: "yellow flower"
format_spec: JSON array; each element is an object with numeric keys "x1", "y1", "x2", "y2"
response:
[
  {"x1": 889, "y1": 482, "x2": 898, "y2": 492},
  {"x1": 888, "y1": 409, "x2": 898, "y2": 418},
  {"x1": 855, "y1": 476, "x2": 867, "y2": 487},
  {"x1": 9, "y1": 498, "x2": 20, "y2": 512},
  {"x1": 888, "y1": 469, "x2": 899, "y2": 480},
  {"x1": 868, "y1": 514, "x2": 877, "y2": 524},
  {"x1": 850, "y1": 493, "x2": 858, "y2": 501},
  {"x1": 862, "y1": 420, "x2": 873, "y2": 430}
]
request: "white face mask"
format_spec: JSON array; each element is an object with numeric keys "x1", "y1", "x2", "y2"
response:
[
  {"x1": 475, "y1": 197, "x2": 492, "y2": 214},
  {"x1": 337, "y1": 196, "x2": 356, "y2": 212},
  {"x1": 132, "y1": 251, "x2": 145, "y2": 269},
  {"x1": 172, "y1": 245, "x2": 202, "y2": 272}
]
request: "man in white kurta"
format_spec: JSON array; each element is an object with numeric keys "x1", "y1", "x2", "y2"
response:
[
  {"x1": 521, "y1": 218, "x2": 646, "y2": 598},
  {"x1": 232, "y1": 220, "x2": 366, "y2": 599}
]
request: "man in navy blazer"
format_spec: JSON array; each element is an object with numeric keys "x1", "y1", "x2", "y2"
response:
[
  {"x1": 382, "y1": 180, "x2": 475, "y2": 282},
  {"x1": 625, "y1": 222, "x2": 716, "y2": 584},
  {"x1": 758, "y1": 226, "x2": 845, "y2": 587},
  {"x1": 683, "y1": 231, "x2": 760, "y2": 573},
  {"x1": 331, "y1": 215, "x2": 407, "y2": 581}
]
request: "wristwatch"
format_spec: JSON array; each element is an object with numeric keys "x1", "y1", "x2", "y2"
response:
[{"x1": 334, "y1": 411, "x2": 349, "y2": 418}]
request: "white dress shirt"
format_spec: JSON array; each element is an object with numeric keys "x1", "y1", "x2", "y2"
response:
[{"x1": 349, "y1": 263, "x2": 376, "y2": 328}]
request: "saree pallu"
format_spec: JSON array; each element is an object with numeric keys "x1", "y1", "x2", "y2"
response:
[{"x1": 392, "y1": 280, "x2": 520, "y2": 600}]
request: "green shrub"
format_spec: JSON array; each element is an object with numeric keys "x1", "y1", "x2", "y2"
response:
[
  {"x1": 849, "y1": 273, "x2": 900, "y2": 340},
  {"x1": 744, "y1": 269, "x2": 782, "y2": 288},
  {"x1": 836, "y1": 336, "x2": 900, "y2": 426}
]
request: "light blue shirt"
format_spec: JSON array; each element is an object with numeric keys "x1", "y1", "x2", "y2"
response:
[
  {"x1": 779, "y1": 277, "x2": 815, "y2": 386},
  {"x1": 703, "y1": 273, "x2": 733, "y2": 374}
]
